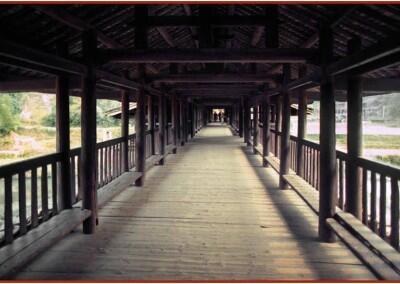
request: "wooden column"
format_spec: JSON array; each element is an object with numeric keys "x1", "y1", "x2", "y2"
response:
[
  {"x1": 253, "y1": 103, "x2": 259, "y2": 154},
  {"x1": 239, "y1": 101, "x2": 244, "y2": 138},
  {"x1": 55, "y1": 42, "x2": 71, "y2": 211},
  {"x1": 319, "y1": 24, "x2": 337, "y2": 242},
  {"x1": 179, "y1": 99, "x2": 185, "y2": 146},
  {"x1": 159, "y1": 94, "x2": 166, "y2": 164},
  {"x1": 296, "y1": 66, "x2": 308, "y2": 177},
  {"x1": 279, "y1": 64, "x2": 291, "y2": 190},
  {"x1": 147, "y1": 95, "x2": 155, "y2": 155},
  {"x1": 346, "y1": 37, "x2": 363, "y2": 219},
  {"x1": 81, "y1": 30, "x2": 97, "y2": 234},
  {"x1": 190, "y1": 103, "x2": 195, "y2": 138},
  {"x1": 171, "y1": 93, "x2": 178, "y2": 153},
  {"x1": 262, "y1": 97, "x2": 271, "y2": 167},
  {"x1": 135, "y1": 82, "x2": 146, "y2": 186},
  {"x1": 275, "y1": 98, "x2": 282, "y2": 157},
  {"x1": 121, "y1": 90, "x2": 129, "y2": 172},
  {"x1": 134, "y1": 5, "x2": 148, "y2": 187},
  {"x1": 244, "y1": 98, "x2": 250, "y2": 145}
]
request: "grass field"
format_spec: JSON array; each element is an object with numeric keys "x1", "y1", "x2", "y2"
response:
[{"x1": 306, "y1": 134, "x2": 400, "y2": 149}]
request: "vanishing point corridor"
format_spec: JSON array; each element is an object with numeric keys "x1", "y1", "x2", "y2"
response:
[{"x1": 14, "y1": 124, "x2": 374, "y2": 280}]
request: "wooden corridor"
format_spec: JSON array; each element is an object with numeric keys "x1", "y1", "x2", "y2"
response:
[{"x1": 13, "y1": 124, "x2": 375, "y2": 280}]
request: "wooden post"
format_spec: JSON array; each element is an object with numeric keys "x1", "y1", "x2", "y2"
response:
[
  {"x1": 179, "y1": 99, "x2": 185, "y2": 146},
  {"x1": 147, "y1": 95, "x2": 155, "y2": 155},
  {"x1": 319, "y1": 24, "x2": 337, "y2": 242},
  {"x1": 134, "y1": 4, "x2": 147, "y2": 186},
  {"x1": 244, "y1": 98, "x2": 250, "y2": 145},
  {"x1": 55, "y1": 42, "x2": 71, "y2": 210},
  {"x1": 296, "y1": 66, "x2": 308, "y2": 177},
  {"x1": 190, "y1": 103, "x2": 195, "y2": 138},
  {"x1": 253, "y1": 103, "x2": 259, "y2": 154},
  {"x1": 121, "y1": 90, "x2": 129, "y2": 172},
  {"x1": 135, "y1": 81, "x2": 146, "y2": 186},
  {"x1": 171, "y1": 93, "x2": 178, "y2": 153},
  {"x1": 275, "y1": 97, "x2": 282, "y2": 157},
  {"x1": 81, "y1": 30, "x2": 97, "y2": 234},
  {"x1": 346, "y1": 37, "x2": 363, "y2": 219},
  {"x1": 159, "y1": 94, "x2": 166, "y2": 165},
  {"x1": 279, "y1": 64, "x2": 291, "y2": 190},
  {"x1": 262, "y1": 97, "x2": 271, "y2": 166},
  {"x1": 239, "y1": 101, "x2": 244, "y2": 138}
]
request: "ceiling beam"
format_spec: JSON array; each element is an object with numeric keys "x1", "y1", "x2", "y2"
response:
[
  {"x1": 34, "y1": 5, "x2": 159, "y2": 75},
  {"x1": 131, "y1": 15, "x2": 269, "y2": 27},
  {"x1": 100, "y1": 48, "x2": 317, "y2": 64},
  {"x1": 150, "y1": 74, "x2": 278, "y2": 84}
]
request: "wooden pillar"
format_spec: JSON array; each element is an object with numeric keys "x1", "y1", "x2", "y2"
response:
[
  {"x1": 239, "y1": 101, "x2": 244, "y2": 138},
  {"x1": 297, "y1": 66, "x2": 308, "y2": 176},
  {"x1": 147, "y1": 95, "x2": 155, "y2": 155},
  {"x1": 134, "y1": 5, "x2": 148, "y2": 187},
  {"x1": 121, "y1": 90, "x2": 129, "y2": 172},
  {"x1": 190, "y1": 103, "x2": 195, "y2": 138},
  {"x1": 275, "y1": 98, "x2": 282, "y2": 157},
  {"x1": 279, "y1": 64, "x2": 291, "y2": 190},
  {"x1": 135, "y1": 82, "x2": 146, "y2": 186},
  {"x1": 81, "y1": 30, "x2": 97, "y2": 234},
  {"x1": 262, "y1": 97, "x2": 271, "y2": 167},
  {"x1": 171, "y1": 94, "x2": 178, "y2": 153},
  {"x1": 319, "y1": 24, "x2": 337, "y2": 242},
  {"x1": 55, "y1": 42, "x2": 71, "y2": 211},
  {"x1": 244, "y1": 98, "x2": 250, "y2": 145},
  {"x1": 253, "y1": 103, "x2": 259, "y2": 154},
  {"x1": 346, "y1": 37, "x2": 363, "y2": 219},
  {"x1": 158, "y1": 94, "x2": 166, "y2": 164},
  {"x1": 179, "y1": 99, "x2": 185, "y2": 146}
]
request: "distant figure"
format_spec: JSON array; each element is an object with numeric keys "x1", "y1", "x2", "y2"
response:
[
  {"x1": 213, "y1": 112, "x2": 218, "y2": 122},
  {"x1": 218, "y1": 112, "x2": 222, "y2": 123}
]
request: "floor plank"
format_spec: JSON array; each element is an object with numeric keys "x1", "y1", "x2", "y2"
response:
[{"x1": 13, "y1": 124, "x2": 375, "y2": 280}]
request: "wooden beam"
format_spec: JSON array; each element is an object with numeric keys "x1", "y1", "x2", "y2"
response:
[
  {"x1": 156, "y1": 27, "x2": 176, "y2": 47},
  {"x1": 151, "y1": 74, "x2": 278, "y2": 84},
  {"x1": 100, "y1": 48, "x2": 316, "y2": 64},
  {"x1": 81, "y1": 30, "x2": 98, "y2": 234},
  {"x1": 0, "y1": 38, "x2": 86, "y2": 75},
  {"x1": 35, "y1": 5, "x2": 159, "y2": 75},
  {"x1": 319, "y1": 24, "x2": 337, "y2": 243},
  {"x1": 131, "y1": 15, "x2": 271, "y2": 27},
  {"x1": 34, "y1": 6, "x2": 122, "y2": 48},
  {"x1": 328, "y1": 35, "x2": 400, "y2": 76}
]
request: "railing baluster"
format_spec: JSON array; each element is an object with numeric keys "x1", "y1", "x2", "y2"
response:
[
  {"x1": 371, "y1": 172, "x2": 377, "y2": 232},
  {"x1": 31, "y1": 168, "x2": 38, "y2": 228},
  {"x1": 70, "y1": 156, "x2": 76, "y2": 203},
  {"x1": 41, "y1": 165, "x2": 49, "y2": 221},
  {"x1": 4, "y1": 176, "x2": 13, "y2": 244},
  {"x1": 51, "y1": 162, "x2": 58, "y2": 215},
  {"x1": 379, "y1": 174, "x2": 387, "y2": 238},
  {"x1": 18, "y1": 171, "x2": 27, "y2": 235},
  {"x1": 339, "y1": 159, "x2": 344, "y2": 209},
  {"x1": 362, "y1": 168, "x2": 368, "y2": 225},
  {"x1": 390, "y1": 178, "x2": 399, "y2": 250}
]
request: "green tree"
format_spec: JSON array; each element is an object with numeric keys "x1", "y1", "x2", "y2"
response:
[{"x1": 0, "y1": 94, "x2": 19, "y2": 135}]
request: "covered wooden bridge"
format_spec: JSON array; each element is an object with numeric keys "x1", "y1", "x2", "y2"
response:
[{"x1": 0, "y1": 4, "x2": 400, "y2": 280}]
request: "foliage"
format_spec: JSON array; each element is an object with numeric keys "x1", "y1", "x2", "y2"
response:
[
  {"x1": 306, "y1": 134, "x2": 400, "y2": 149},
  {"x1": 0, "y1": 94, "x2": 20, "y2": 135},
  {"x1": 376, "y1": 155, "x2": 400, "y2": 167}
]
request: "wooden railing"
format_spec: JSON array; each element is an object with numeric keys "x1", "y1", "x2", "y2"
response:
[
  {"x1": 0, "y1": 132, "x2": 149, "y2": 247},
  {"x1": 267, "y1": 129, "x2": 400, "y2": 250},
  {"x1": 0, "y1": 153, "x2": 61, "y2": 245}
]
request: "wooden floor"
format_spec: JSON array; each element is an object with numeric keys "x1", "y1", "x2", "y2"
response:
[{"x1": 14, "y1": 124, "x2": 375, "y2": 280}]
